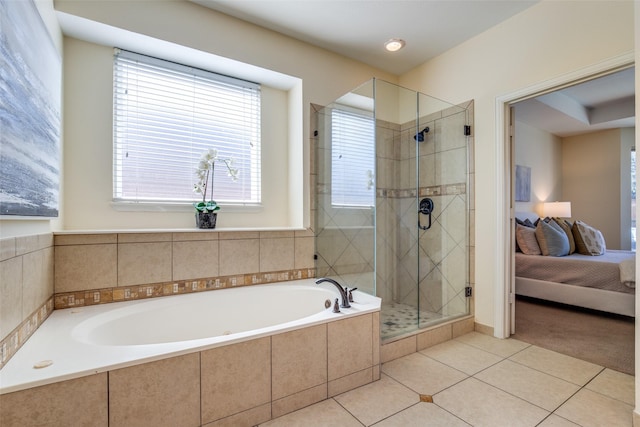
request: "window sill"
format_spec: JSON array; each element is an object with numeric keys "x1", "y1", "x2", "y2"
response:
[{"x1": 110, "y1": 201, "x2": 263, "y2": 213}]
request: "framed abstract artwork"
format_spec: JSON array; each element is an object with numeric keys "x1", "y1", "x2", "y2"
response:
[
  {"x1": 0, "y1": 0, "x2": 61, "y2": 217},
  {"x1": 515, "y1": 165, "x2": 531, "y2": 202}
]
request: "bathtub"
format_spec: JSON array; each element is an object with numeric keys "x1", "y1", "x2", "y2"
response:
[{"x1": 0, "y1": 278, "x2": 381, "y2": 395}]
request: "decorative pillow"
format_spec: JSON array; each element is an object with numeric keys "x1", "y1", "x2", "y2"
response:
[
  {"x1": 535, "y1": 219, "x2": 569, "y2": 256},
  {"x1": 572, "y1": 220, "x2": 606, "y2": 256},
  {"x1": 516, "y1": 224, "x2": 542, "y2": 255},
  {"x1": 553, "y1": 218, "x2": 576, "y2": 254},
  {"x1": 516, "y1": 218, "x2": 536, "y2": 228}
]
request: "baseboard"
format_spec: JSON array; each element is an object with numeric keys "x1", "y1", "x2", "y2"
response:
[{"x1": 474, "y1": 322, "x2": 493, "y2": 337}]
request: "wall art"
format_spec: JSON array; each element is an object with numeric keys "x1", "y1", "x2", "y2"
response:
[{"x1": 0, "y1": 0, "x2": 61, "y2": 217}]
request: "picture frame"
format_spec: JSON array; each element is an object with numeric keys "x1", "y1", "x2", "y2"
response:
[
  {"x1": 515, "y1": 165, "x2": 531, "y2": 202},
  {"x1": 0, "y1": 0, "x2": 61, "y2": 217}
]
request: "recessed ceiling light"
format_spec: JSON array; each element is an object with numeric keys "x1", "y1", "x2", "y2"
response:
[{"x1": 384, "y1": 38, "x2": 405, "y2": 52}]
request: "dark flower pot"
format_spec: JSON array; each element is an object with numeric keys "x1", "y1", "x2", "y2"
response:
[{"x1": 195, "y1": 211, "x2": 217, "y2": 229}]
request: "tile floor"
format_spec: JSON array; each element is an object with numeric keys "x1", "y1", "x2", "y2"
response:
[{"x1": 260, "y1": 332, "x2": 635, "y2": 427}]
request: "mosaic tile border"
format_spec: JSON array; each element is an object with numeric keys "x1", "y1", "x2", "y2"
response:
[
  {"x1": 54, "y1": 268, "x2": 317, "y2": 309},
  {"x1": 0, "y1": 298, "x2": 54, "y2": 370},
  {"x1": 377, "y1": 182, "x2": 466, "y2": 199}
]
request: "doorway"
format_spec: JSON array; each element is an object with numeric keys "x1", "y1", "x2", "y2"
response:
[{"x1": 496, "y1": 54, "x2": 635, "y2": 338}]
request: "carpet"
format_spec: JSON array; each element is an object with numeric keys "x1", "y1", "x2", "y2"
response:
[{"x1": 511, "y1": 296, "x2": 635, "y2": 375}]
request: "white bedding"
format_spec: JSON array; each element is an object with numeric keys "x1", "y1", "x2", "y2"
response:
[{"x1": 515, "y1": 250, "x2": 635, "y2": 294}]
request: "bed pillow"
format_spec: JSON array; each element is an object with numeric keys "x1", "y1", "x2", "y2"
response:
[
  {"x1": 535, "y1": 219, "x2": 569, "y2": 256},
  {"x1": 553, "y1": 218, "x2": 576, "y2": 254},
  {"x1": 516, "y1": 224, "x2": 542, "y2": 255},
  {"x1": 572, "y1": 220, "x2": 606, "y2": 256},
  {"x1": 516, "y1": 218, "x2": 536, "y2": 228}
]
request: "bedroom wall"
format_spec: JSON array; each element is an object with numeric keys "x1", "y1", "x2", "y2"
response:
[
  {"x1": 399, "y1": 0, "x2": 634, "y2": 331},
  {"x1": 513, "y1": 120, "x2": 563, "y2": 215},
  {"x1": 562, "y1": 128, "x2": 630, "y2": 250}
]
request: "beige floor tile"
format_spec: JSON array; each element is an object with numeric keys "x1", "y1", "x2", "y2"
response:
[
  {"x1": 434, "y1": 377, "x2": 549, "y2": 427},
  {"x1": 474, "y1": 359, "x2": 580, "y2": 411},
  {"x1": 334, "y1": 374, "x2": 419, "y2": 426},
  {"x1": 537, "y1": 414, "x2": 581, "y2": 427},
  {"x1": 259, "y1": 398, "x2": 361, "y2": 427},
  {"x1": 372, "y1": 402, "x2": 471, "y2": 426},
  {"x1": 382, "y1": 352, "x2": 467, "y2": 396},
  {"x1": 554, "y1": 388, "x2": 634, "y2": 427},
  {"x1": 420, "y1": 339, "x2": 503, "y2": 375},
  {"x1": 585, "y1": 368, "x2": 635, "y2": 406},
  {"x1": 454, "y1": 332, "x2": 530, "y2": 358},
  {"x1": 509, "y1": 345, "x2": 603, "y2": 386}
]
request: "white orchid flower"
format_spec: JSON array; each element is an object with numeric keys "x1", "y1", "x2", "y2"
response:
[
  {"x1": 194, "y1": 148, "x2": 239, "y2": 211},
  {"x1": 201, "y1": 148, "x2": 218, "y2": 163},
  {"x1": 228, "y1": 167, "x2": 240, "y2": 181}
]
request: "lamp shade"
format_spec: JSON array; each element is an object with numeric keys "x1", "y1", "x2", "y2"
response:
[{"x1": 543, "y1": 201, "x2": 572, "y2": 218}]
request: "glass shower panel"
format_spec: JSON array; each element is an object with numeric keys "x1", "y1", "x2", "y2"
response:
[
  {"x1": 314, "y1": 80, "x2": 376, "y2": 295},
  {"x1": 314, "y1": 79, "x2": 471, "y2": 342}
]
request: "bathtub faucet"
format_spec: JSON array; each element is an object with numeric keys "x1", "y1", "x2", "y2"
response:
[{"x1": 315, "y1": 278, "x2": 351, "y2": 309}]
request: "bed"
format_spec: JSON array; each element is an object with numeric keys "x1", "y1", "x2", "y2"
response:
[{"x1": 514, "y1": 213, "x2": 636, "y2": 317}]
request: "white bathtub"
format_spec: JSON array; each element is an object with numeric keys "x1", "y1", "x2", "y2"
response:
[{"x1": 0, "y1": 279, "x2": 380, "y2": 394}]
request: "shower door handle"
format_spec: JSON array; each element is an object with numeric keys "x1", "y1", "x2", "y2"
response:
[{"x1": 418, "y1": 198, "x2": 434, "y2": 230}]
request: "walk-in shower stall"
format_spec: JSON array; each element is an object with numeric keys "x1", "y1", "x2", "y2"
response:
[{"x1": 313, "y1": 79, "x2": 473, "y2": 341}]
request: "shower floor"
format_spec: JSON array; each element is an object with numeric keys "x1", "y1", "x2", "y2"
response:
[{"x1": 380, "y1": 302, "x2": 444, "y2": 340}]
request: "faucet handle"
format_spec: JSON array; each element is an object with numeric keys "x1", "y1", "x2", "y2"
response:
[
  {"x1": 333, "y1": 298, "x2": 341, "y2": 313},
  {"x1": 348, "y1": 288, "x2": 357, "y2": 303}
]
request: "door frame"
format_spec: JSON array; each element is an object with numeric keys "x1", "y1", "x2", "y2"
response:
[{"x1": 494, "y1": 52, "x2": 634, "y2": 338}]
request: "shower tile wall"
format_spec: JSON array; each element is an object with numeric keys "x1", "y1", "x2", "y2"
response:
[{"x1": 377, "y1": 105, "x2": 470, "y2": 332}]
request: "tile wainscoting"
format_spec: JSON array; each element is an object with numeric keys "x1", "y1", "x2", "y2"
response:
[
  {"x1": 0, "y1": 233, "x2": 55, "y2": 370},
  {"x1": 1, "y1": 229, "x2": 316, "y2": 369}
]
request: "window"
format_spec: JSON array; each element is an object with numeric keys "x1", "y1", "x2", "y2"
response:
[
  {"x1": 331, "y1": 108, "x2": 375, "y2": 207},
  {"x1": 113, "y1": 49, "x2": 261, "y2": 206},
  {"x1": 632, "y1": 148, "x2": 636, "y2": 251}
]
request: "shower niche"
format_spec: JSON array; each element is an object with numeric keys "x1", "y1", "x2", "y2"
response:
[{"x1": 314, "y1": 79, "x2": 473, "y2": 341}]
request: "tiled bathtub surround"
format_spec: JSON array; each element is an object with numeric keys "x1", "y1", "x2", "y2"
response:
[
  {"x1": 54, "y1": 268, "x2": 316, "y2": 309},
  {"x1": 0, "y1": 233, "x2": 54, "y2": 369},
  {"x1": 0, "y1": 311, "x2": 380, "y2": 427},
  {"x1": 54, "y1": 229, "x2": 315, "y2": 294},
  {"x1": 1, "y1": 229, "x2": 315, "y2": 369}
]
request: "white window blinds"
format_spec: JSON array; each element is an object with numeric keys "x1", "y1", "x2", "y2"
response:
[
  {"x1": 331, "y1": 108, "x2": 375, "y2": 207},
  {"x1": 113, "y1": 49, "x2": 261, "y2": 205}
]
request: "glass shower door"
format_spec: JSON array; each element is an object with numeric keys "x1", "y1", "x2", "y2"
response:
[{"x1": 414, "y1": 92, "x2": 469, "y2": 329}]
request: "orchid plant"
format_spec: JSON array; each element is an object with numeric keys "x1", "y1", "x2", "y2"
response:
[{"x1": 193, "y1": 148, "x2": 239, "y2": 213}]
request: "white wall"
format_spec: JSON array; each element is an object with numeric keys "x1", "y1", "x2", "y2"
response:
[
  {"x1": 62, "y1": 37, "x2": 293, "y2": 229},
  {"x1": 399, "y1": 0, "x2": 634, "y2": 331},
  {"x1": 513, "y1": 120, "x2": 563, "y2": 215},
  {"x1": 55, "y1": 0, "x2": 397, "y2": 230}
]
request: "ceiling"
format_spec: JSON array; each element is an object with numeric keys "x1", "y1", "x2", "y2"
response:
[
  {"x1": 194, "y1": 0, "x2": 634, "y2": 137},
  {"x1": 514, "y1": 67, "x2": 635, "y2": 137},
  {"x1": 193, "y1": 0, "x2": 538, "y2": 75}
]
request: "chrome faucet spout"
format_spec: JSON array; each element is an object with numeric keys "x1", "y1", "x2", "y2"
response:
[{"x1": 315, "y1": 278, "x2": 351, "y2": 308}]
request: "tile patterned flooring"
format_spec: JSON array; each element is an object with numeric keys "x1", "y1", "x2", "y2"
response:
[{"x1": 260, "y1": 332, "x2": 635, "y2": 427}]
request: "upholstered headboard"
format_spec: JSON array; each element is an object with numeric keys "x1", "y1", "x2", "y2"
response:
[{"x1": 515, "y1": 211, "x2": 539, "y2": 223}]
